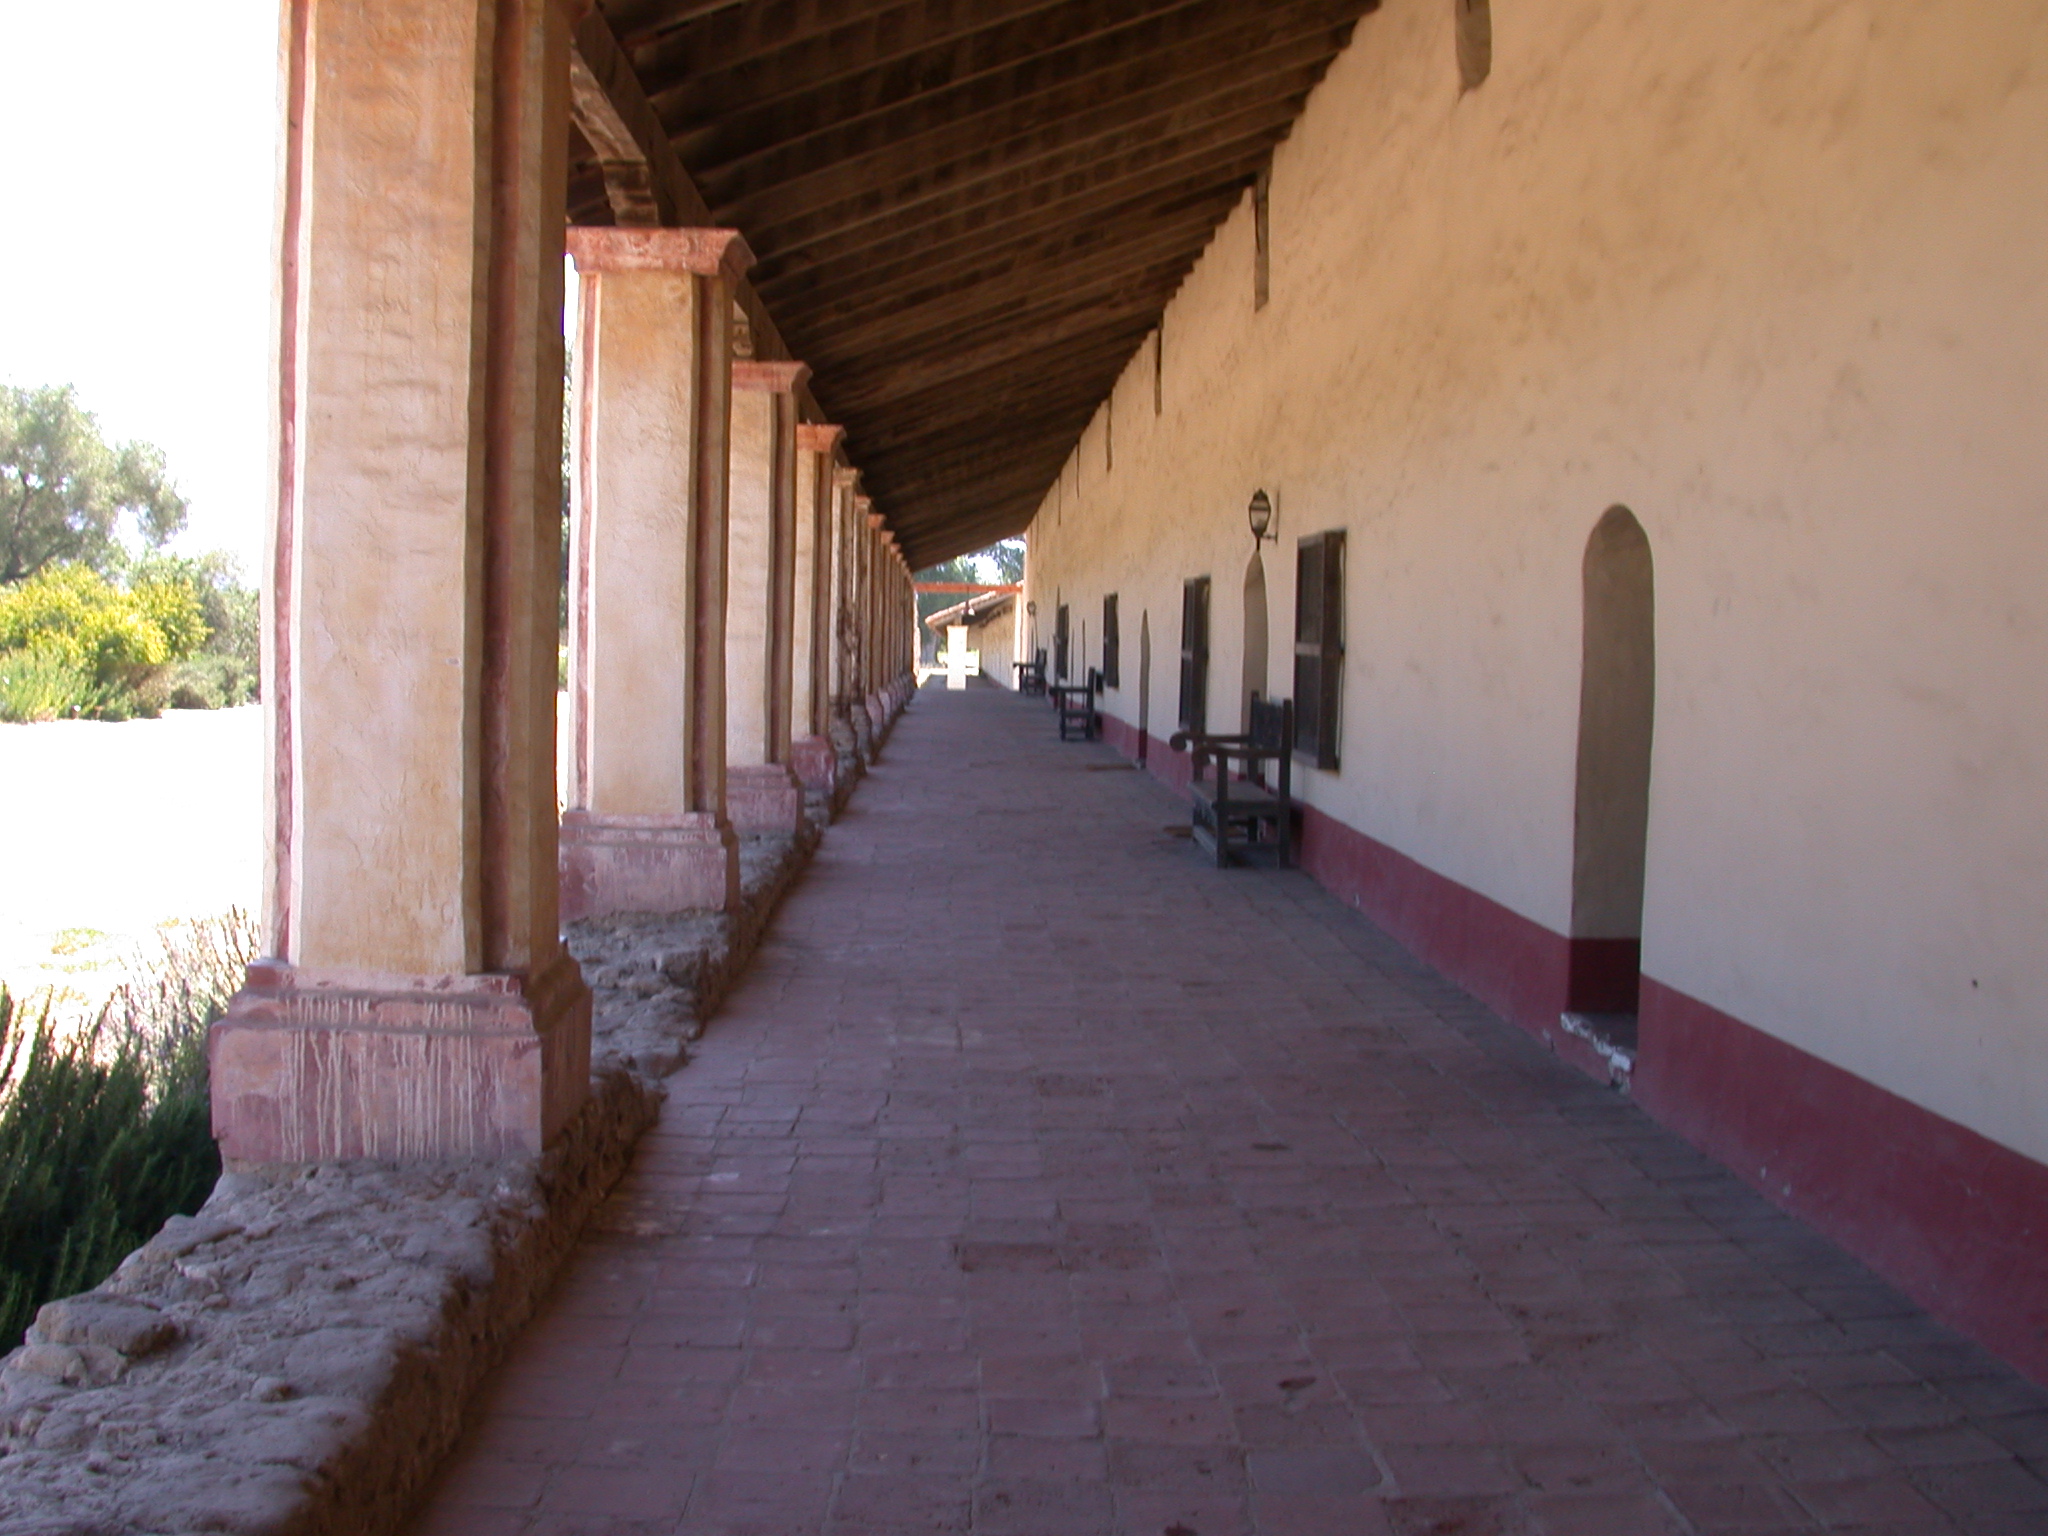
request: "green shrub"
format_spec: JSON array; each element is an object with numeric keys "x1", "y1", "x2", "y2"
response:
[
  {"x1": 153, "y1": 652, "x2": 258, "y2": 711},
  {"x1": 0, "y1": 648, "x2": 120, "y2": 722},
  {"x1": 0, "y1": 912, "x2": 256, "y2": 1347},
  {"x1": 0, "y1": 563, "x2": 201, "y2": 677}
]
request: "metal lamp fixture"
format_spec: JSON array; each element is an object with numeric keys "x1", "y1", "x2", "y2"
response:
[{"x1": 1247, "y1": 488, "x2": 1275, "y2": 544}]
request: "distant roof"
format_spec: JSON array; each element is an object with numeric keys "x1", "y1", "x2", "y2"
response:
[{"x1": 925, "y1": 591, "x2": 1016, "y2": 632}]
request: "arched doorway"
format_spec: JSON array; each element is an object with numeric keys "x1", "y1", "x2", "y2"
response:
[
  {"x1": 1569, "y1": 506, "x2": 1655, "y2": 1023},
  {"x1": 1241, "y1": 553, "x2": 1268, "y2": 728},
  {"x1": 1137, "y1": 611, "x2": 1151, "y2": 763}
]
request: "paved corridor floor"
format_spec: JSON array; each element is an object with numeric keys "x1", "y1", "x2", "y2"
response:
[{"x1": 415, "y1": 686, "x2": 2048, "y2": 1536}]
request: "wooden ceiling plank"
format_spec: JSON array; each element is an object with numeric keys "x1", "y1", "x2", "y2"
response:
[
  {"x1": 675, "y1": 0, "x2": 1372, "y2": 186},
  {"x1": 826, "y1": 318, "x2": 1157, "y2": 417},
  {"x1": 644, "y1": 0, "x2": 1194, "y2": 129},
  {"x1": 667, "y1": 0, "x2": 1230, "y2": 163},
  {"x1": 696, "y1": 21, "x2": 1345, "y2": 222},
  {"x1": 799, "y1": 248, "x2": 1205, "y2": 368},
  {"x1": 724, "y1": 72, "x2": 1314, "y2": 253},
  {"x1": 759, "y1": 180, "x2": 1235, "y2": 314},
  {"x1": 758, "y1": 147, "x2": 1271, "y2": 325}
]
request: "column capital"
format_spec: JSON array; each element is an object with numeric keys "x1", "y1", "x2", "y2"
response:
[
  {"x1": 833, "y1": 465, "x2": 861, "y2": 494},
  {"x1": 566, "y1": 226, "x2": 754, "y2": 280},
  {"x1": 796, "y1": 422, "x2": 845, "y2": 454},
  {"x1": 865, "y1": 511, "x2": 885, "y2": 529},
  {"x1": 733, "y1": 359, "x2": 812, "y2": 393}
]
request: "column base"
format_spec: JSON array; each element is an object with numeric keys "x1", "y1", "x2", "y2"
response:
[
  {"x1": 209, "y1": 951, "x2": 591, "y2": 1165},
  {"x1": 790, "y1": 734, "x2": 838, "y2": 796},
  {"x1": 559, "y1": 809, "x2": 740, "y2": 919},
  {"x1": 727, "y1": 762, "x2": 805, "y2": 834}
]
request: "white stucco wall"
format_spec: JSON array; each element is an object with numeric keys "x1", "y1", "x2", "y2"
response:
[{"x1": 1025, "y1": 0, "x2": 2048, "y2": 1163}]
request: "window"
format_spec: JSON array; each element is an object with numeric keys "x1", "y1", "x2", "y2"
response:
[
  {"x1": 1456, "y1": 0, "x2": 1492, "y2": 90},
  {"x1": 1293, "y1": 531, "x2": 1345, "y2": 770},
  {"x1": 1178, "y1": 576, "x2": 1210, "y2": 733},
  {"x1": 1102, "y1": 594, "x2": 1120, "y2": 688},
  {"x1": 1054, "y1": 603, "x2": 1070, "y2": 681}
]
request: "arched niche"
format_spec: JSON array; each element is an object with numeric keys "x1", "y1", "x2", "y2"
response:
[
  {"x1": 1242, "y1": 552, "x2": 1269, "y2": 729},
  {"x1": 1569, "y1": 505, "x2": 1655, "y2": 1016}
]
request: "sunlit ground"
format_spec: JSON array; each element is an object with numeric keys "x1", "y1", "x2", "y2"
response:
[
  {"x1": 0, "y1": 700, "x2": 579, "y2": 1019},
  {"x1": 0, "y1": 708, "x2": 264, "y2": 1013}
]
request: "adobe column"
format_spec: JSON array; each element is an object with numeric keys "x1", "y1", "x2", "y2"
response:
[
  {"x1": 726, "y1": 360, "x2": 809, "y2": 833},
  {"x1": 790, "y1": 423, "x2": 844, "y2": 798},
  {"x1": 559, "y1": 226, "x2": 751, "y2": 920},
  {"x1": 212, "y1": 0, "x2": 586, "y2": 1163},
  {"x1": 863, "y1": 507, "x2": 889, "y2": 741},
  {"x1": 829, "y1": 467, "x2": 869, "y2": 769}
]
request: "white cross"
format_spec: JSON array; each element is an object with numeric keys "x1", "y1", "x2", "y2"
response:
[{"x1": 940, "y1": 623, "x2": 981, "y2": 690}]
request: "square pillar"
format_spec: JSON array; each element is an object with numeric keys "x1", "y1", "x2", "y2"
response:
[
  {"x1": 559, "y1": 226, "x2": 753, "y2": 920},
  {"x1": 791, "y1": 423, "x2": 844, "y2": 797},
  {"x1": 725, "y1": 360, "x2": 810, "y2": 832},
  {"x1": 211, "y1": 0, "x2": 587, "y2": 1164}
]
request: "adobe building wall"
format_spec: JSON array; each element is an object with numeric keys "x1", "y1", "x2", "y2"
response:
[
  {"x1": 969, "y1": 611, "x2": 1017, "y2": 690},
  {"x1": 1025, "y1": 0, "x2": 2048, "y2": 1373}
]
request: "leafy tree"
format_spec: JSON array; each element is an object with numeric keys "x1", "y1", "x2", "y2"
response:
[
  {"x1": 985, "y1": 538, "x2": 1025, "y2": 583},
  {"x1": 0, "y1": 385, "x2": 188, "y2": 583}
]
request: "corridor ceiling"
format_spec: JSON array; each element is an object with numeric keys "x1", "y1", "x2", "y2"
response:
[{"x1": 577, "y1": 0, "x2": 1381, "y2": 568}]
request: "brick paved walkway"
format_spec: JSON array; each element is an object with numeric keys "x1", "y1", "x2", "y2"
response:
[{"x1": 414, "y1": 685, "x2": 2048, "y2": 1536}]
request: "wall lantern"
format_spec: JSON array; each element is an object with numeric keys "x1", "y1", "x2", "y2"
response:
[
  {"x1": 1026, "y1": 600, "x2": 1037, "y2": 616},
  {"x1": 1247, "y1": 488, "x2": 1276, "y2": 545}
]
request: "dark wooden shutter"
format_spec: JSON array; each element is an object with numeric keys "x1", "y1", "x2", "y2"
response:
[
  {"x1": 1102, "y1": 594, "x2": 1120, "y2": 687},
  {"x1": 1054, "y1": 604, "x2": 1070, "y2": 681},
  {"x1": 1178, "y1": 576, "x2": 1209, "y2": 733},
  {"x1": 1293, "y1": 531, "x2": 1344, "y2": 769}
]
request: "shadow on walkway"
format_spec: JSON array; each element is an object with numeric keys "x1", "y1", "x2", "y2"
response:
[{"x1": 414, "y1": 684, "x2": 2048, "y2": 1536}]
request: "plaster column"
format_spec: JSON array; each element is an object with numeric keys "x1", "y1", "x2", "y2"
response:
[
  {"x1": 559, "y1": 226, "x2": 751, "y2": 920},
  {"x1": 790, "y1": 424, "x2": 844, "y2": 797},
  {"x1": 212, "y1": 0, "x2": 586, "y2": 1163},
  {"x1": 725, "y1": 360, "x2": 809, "y2": 833}
]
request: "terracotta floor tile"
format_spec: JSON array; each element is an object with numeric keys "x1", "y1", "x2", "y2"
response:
[{"x1": 408, "y1": 688, "x2": 2048, "y2": 1536}]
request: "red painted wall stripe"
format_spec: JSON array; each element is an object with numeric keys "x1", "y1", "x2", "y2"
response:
[
  {"x1": 1635, "y1": 980, "x2": 2048, "y2": 1387},
  {"x1": 1090, "y1": 701, "x2": 2048, "y2": 1386}
]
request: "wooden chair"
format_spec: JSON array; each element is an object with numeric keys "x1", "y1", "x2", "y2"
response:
[
  {"x1": 1013, "y1": 649, "x2": 1048, "y2": 695},
  {"x1": 1052, "y1": 667, "x2": 1101, "y2": 741},
  {"x1": 1170, "y1": 696, "x2": 1295, "y2": 867}
]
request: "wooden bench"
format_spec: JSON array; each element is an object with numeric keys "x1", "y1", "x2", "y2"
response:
[
  {"x1": 1051, "y1": 668, "x2": 1101, "y2": 741},
  {"x1": 1170, "y1": 696, "x2": 1295, "y2": 868},
  {"x1": 1013, "y1": 649, "x2": 1048, "y2": 695}
]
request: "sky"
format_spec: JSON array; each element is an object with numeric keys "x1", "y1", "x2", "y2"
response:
[{"x1": 0, "y1": 2, "x2": 277, "y2": 574}]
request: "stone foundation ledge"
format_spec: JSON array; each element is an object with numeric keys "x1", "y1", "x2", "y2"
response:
[
  {"x1": 0, "y1": 1062, "x2": 659, "y2": 1536},
  {"x1": 568, "y1": 816, "x2": 824, "y2": 1081},
  {"x1": 0, "y1": 812, "x2": 837, "y2": 1535}
]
